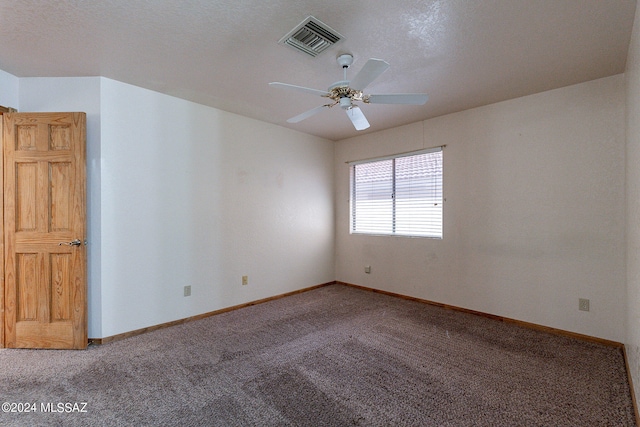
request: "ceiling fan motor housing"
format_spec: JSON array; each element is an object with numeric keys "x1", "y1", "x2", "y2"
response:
[{"x1": 328, "y1": 81, "x2": 361, "y2": 108}]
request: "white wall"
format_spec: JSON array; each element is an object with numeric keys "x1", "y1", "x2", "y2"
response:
[
  {"x1": 626, "y1": 2, "x2": 640, "y2": 412},
  {"x1": 0, "y1": 52, "x2": 631, "y2": 346},
  {"x1": 0, "y1": 69, "x2": 18, "y2": 108},
  {"x1": 99, "y1": 78, "x2": 334, "y2": 337},
  {"x1": 0, "y1": 74, "x2": 335, "y2": 338},
  {"x1": 336, "y1": 75, "x2": 626, "y2": 342}
]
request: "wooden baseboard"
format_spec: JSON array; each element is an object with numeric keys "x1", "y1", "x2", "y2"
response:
[
  {"x1": 336, "y1": 281, "x2": 624, "y2": 348},
  {"x1": 89, "y1": 282, "x2": 333, "y2": 345},
  {"x1": 623, "y1": 346, "x2": 640, "y2": 427},
  {"x1": 93, "y1": 280, "x2": 624, "y2": 348}
]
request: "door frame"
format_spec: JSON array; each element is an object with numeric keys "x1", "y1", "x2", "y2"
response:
[{"x1": 0, "y1": 113, "x2": 4, "y2": 348}]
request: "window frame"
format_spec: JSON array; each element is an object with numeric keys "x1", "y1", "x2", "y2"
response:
[{"x1": 349, "y1": 146, "x2": 443, "y2": 239}]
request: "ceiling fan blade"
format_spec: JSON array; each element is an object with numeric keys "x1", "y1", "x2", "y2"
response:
[
  {"x1": 287, "y1": 105, "x2": 329, "y2": 123},
  {"x1": 366, "y1": 94, "x2": 429, "y2": 105},
  {"x1": 269, "y1": 82, "x2": 329, "y2": 97},
  {"x1": 346, "y1": 106, "x2": 370, "y2": 131},
  {"x1": 349, "y1": 59, "x2": 390, "y2": 91}
]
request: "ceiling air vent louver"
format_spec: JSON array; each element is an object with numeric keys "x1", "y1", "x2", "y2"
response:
[{"x1": 279, "y1": 16, "x2": 344, "y2": 57}]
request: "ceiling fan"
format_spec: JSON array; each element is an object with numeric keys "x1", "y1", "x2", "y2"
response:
[{"x1": 269, "y1": 54, "x2": 429, "y2": 131}]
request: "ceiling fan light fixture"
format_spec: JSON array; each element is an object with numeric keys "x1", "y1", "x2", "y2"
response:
[
  {"x1": 279, "y1": 16, "x2": 344, "y2": 57},
  {"x1": 339, "y1": 97, "x2": 352, "y2": 109}
]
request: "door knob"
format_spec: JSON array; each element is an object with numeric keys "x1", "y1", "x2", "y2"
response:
[{"x1": 59, "y1": 239, "x2": 82, "y2": 247}]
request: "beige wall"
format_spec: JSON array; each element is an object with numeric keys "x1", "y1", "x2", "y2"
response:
[
  {"x1": 336, "y1": 74, "x2": 626, "y2": 342},
  {"x1": 626, "y1": 2, "x2": 640, "y2": 412}
]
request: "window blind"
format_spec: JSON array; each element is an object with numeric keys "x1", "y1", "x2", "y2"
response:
[{"x1": 350, "y1": 148, "x2": 443, "y2": 238}]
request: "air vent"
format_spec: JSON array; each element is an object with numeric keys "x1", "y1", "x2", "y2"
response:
[{"x1": 279, "y1": 16, "x2": 344, "y2": 57}]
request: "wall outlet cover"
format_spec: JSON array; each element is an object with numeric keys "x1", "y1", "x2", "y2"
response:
[{"x1": 579, "y1": 298, "x2": 590, "y2": 312}]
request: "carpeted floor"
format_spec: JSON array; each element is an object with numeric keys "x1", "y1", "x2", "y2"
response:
[{"x1": 0, "y1": 284, "x2": 636, "y2": 426}]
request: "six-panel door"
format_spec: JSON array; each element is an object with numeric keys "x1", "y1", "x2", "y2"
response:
[{"x1": 3, "y1": 112, "x2": 87, "y2": 349}]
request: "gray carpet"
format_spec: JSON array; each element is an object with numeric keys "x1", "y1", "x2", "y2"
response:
[{"x1": 0, "y1": 284, "x2": 635, "y2": 426}]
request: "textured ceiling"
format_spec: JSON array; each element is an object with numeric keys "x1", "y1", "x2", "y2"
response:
[{"x1": 0, "y1": 0, "x2": 636, "y2": 141}]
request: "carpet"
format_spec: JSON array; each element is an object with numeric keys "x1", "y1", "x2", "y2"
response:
[{"x1": 0, "y1": 284, "x2": 635, "y2": 426}]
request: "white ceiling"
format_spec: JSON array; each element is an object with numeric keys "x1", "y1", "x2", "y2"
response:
[{"x1": 0, "y1": 0, "x2": 636, "y2": 141}]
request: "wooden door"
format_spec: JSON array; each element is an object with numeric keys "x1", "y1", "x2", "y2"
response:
[{"x1": 3, "y1": 112, "x2": 87, "y2": 349}]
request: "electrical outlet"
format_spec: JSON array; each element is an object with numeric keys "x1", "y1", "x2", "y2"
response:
[
  {"x1": 184, "y1": 285, "x2": 191, "y2": 297},
  {"x1": 242, "y1": 275, "x2": 248, "y2": 286},
  {"x1": 579, "y1": 298, "x2": 590, "y2": 312}
]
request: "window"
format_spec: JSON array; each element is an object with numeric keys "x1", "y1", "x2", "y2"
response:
[{"x1": 350, "y1": 147, "x2": 443, "y2": 238}]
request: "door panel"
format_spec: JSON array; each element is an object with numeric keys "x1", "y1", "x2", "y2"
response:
[
  {"x1": 16, "y1": 252, "x2": 38, "y2": 321},
  {"x1": 51, "y1": 253, "x2": 71, "y2": 321},
  {"x1": 3, "y1": 112, "x2": 86, "y2": 349},
  {"x1": 15, "y1": 162, "x2": 37, "y2": 232},
  {"x1": 50, "y1": 162, "x2": 72, "y2": 231}
]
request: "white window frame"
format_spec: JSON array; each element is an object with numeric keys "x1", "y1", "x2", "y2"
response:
[{"x1": 349, "y1": 147, "x2": 443, "y2": 238}]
